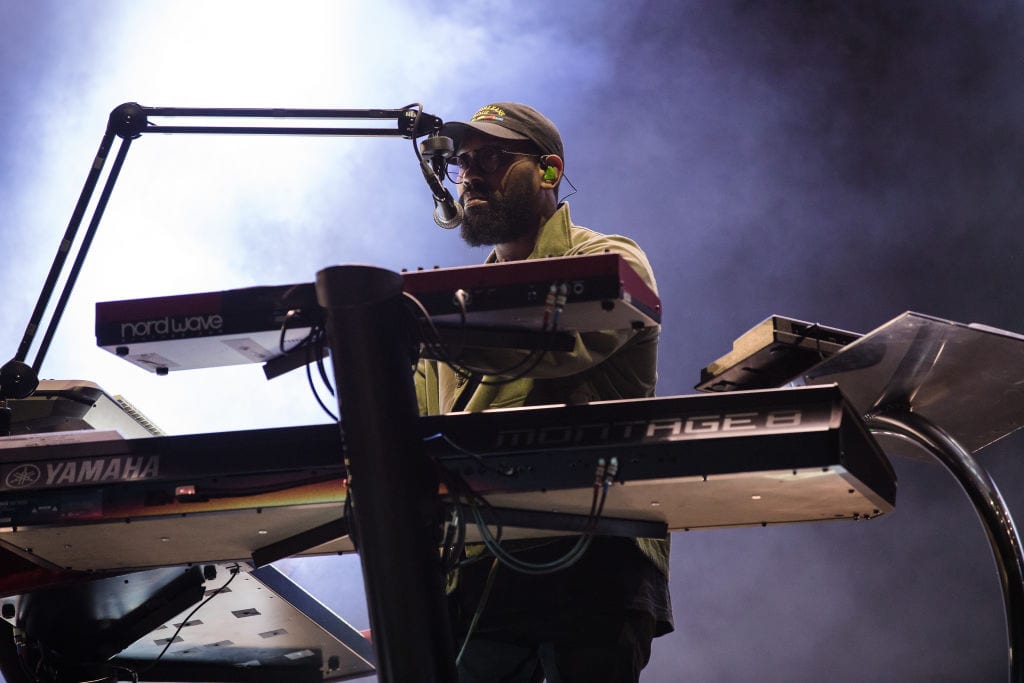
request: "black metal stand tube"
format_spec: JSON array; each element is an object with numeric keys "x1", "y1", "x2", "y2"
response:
[
  {"x1": 867, "y1": 409, "x2": 1024, "y2": 682},
  {"x1": 315, "y1": 265, "x2": 457, "y2": 683},
  {"x1": 32, "y1": 135, "x2": 134, "y2": 373},
  {"x1": 11, "y1": 128, "x2": 117, "y2": 366}
]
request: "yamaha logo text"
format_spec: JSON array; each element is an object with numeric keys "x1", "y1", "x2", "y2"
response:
[{"x1": 2, "y1": 456, "x2": 161, "y2": 490}]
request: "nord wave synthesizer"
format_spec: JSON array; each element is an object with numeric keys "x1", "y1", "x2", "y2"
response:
[{"x1": 95, "y1": 253, "x2": 660, "y2": 374}]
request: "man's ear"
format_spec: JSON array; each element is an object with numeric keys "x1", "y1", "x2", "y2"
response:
[{"x1": 539, "y1": 154, "x2": 563, "y2": 187}]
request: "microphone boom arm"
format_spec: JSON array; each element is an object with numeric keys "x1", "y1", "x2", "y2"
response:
[{"x1": 0, "y1": 102, "x2": 445, "y2": 407}]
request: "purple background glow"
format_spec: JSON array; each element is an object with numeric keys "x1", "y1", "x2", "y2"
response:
[{"x1": 2, "y1": 2, "x2": 1023, "y2": 680}]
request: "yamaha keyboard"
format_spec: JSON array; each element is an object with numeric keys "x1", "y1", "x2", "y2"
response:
[
  {"x1": 0, "y1": 384, "x2": 894, "y2": 581},
  {"x1": 94, "y1": 253, "x2": 662, "y2": 374}
]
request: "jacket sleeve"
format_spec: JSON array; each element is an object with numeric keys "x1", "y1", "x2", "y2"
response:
[{"x1": 414, "y1": 358, "x2": 440, "y2": 415}]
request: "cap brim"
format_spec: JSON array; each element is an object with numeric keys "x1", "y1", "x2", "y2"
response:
[{"x1": 440, "y1": 120, "x2": 529, "y2": 149}]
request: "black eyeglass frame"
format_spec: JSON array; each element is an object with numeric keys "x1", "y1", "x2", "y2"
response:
[{"x1": 445, "y1": 147, "x2": 545, "y2": 183}]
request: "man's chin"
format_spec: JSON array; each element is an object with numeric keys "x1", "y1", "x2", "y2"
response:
[
  {"x1": 458, "y1": 189, "x2": 535, "y2": 247},
  {"x1": 459, "y1": 221, "x2": 498, "y2": 247}
]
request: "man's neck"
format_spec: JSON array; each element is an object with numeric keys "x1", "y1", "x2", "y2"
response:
[
  {"x1": 493, "y1": 201, "x2": 557, "y2": 261},
  {"x1": 493, "y1": 229, "x2": 538, "y2": 261}
]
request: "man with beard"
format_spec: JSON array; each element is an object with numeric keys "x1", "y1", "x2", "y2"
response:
[{"x1": 416, "y1": 103, "x2": 672, "y2": 682}]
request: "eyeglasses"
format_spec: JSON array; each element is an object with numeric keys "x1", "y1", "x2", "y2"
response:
[{"x1": 445, "y1": 146, "x2": 541, "y2": 183}]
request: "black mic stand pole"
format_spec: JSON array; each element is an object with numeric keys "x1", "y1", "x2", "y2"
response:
[{"x1": 0, "y1": 104, "x2": 143, "y2": 435}]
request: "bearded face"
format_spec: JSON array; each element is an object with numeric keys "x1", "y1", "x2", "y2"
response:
[{"x1": 458, "y1": 155, "x2": 540, "y2": 247}]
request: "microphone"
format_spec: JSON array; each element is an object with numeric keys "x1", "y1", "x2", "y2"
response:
[
  {"x1": 418, "y1": 135, "x2": 463, "y2": 230},
  {"x1": 429, "y1": 173, "x2": 464, "y2": 229}
]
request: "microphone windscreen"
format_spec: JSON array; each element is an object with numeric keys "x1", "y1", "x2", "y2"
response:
[{"x1": 434, "y1": 200, "x2": 464, "y2": 229}]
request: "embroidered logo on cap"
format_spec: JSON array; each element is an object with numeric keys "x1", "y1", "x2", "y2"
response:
[{"x1": 471, "y1": 104, "x2": 508, "y2": 122}]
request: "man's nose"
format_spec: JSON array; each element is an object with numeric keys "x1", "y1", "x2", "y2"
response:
[{"x1": 460, "y1": 160, "x2": 485, "y2": 182}]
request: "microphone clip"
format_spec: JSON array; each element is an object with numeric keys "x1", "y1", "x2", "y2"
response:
[{"x1": 418, "y1": 135, "x2": 463, "y2": 230}]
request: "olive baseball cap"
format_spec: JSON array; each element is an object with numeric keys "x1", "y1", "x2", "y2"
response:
[{"x1": 441, "y1": 102, "x2": 564, "y2": 160}]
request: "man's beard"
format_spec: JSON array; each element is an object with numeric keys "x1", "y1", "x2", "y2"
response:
[{"x1": 459, "y1": 176, "x2": 536, "y2": 247}]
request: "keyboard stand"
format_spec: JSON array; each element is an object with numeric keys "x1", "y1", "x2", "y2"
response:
[
  {"x1": 703, "y1": 311, "x2": 1024, "y2": 682},
  {"x1": 316, "y1": 264, "x2": 458, "y2": 683}
]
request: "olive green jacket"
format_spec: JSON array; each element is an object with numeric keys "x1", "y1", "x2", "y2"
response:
[{"x1": 416, "y1": 203, "x2": 669, "y2": 576}]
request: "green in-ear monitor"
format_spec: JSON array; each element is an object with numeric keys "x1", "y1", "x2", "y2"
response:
[{"x1": 543, "y1": 166, "x2": 557, "y2": 182}]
